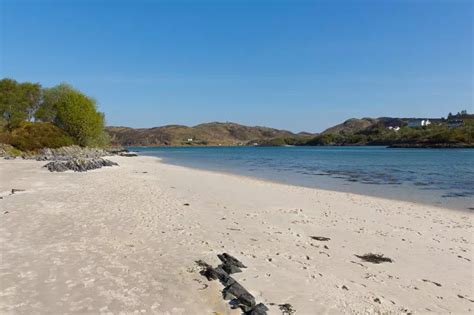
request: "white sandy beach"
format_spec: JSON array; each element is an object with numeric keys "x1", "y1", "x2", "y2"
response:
[{"x1": 0, "y1": 155, "x2": 472, "y2": 314}]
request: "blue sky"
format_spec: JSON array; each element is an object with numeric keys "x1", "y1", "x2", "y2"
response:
[{"x1": 1, "y1": 0, "x2": 472, "y2": 132}]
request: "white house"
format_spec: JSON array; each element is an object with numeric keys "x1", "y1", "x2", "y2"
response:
[{"x1": 407, "y1": 119, "x2": 431, "y2": 127}]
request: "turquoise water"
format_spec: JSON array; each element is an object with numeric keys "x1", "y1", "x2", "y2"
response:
[{"x1": 129, "y1": 146, "x2": 474, "y2": 210}]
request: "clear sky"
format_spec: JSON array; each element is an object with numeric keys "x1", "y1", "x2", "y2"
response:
[{"x1": 1, "y1": 0, "x2": 472, "y2": 132}]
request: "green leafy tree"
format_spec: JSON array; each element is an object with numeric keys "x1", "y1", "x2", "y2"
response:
[
  {"x1": 35, "y1": 83, "x2": 109, "y2": 147},
  {"x1": 53, "y1": 88, "x2": 107, "y2": 147},
  {"x1": 0, "y1": 78, "x2": 41, "y2": 128},
  {"x1": 35, "y1": 83, "x2": 72, "y2": 122}
]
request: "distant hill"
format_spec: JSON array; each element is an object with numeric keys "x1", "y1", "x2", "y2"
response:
[
  {"x1": 107, "y1": 113, "x2": 473, "y2": 148},
  {"x1": 106, "y1": 122, "x2": 302, "y2": 146},
  {"x1": 321, "y1": 117, "x2": 407, "y2": 135},
  {"x1": 322, "y1": 118, "x2": 378, "y2": 135},
  {"x1": 307, "y1": 115, "x2": 473, "y2": 148}
]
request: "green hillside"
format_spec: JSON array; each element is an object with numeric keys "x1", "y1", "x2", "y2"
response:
[{"x1": 106, "y1": 122, "x2": 300, "y2": 146}]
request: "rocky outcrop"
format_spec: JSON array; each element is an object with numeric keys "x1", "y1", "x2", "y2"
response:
[
  {"x1": 44, "y1": 158, "x2": 118, "y2": 172},
  {"x1": 1, "y1": 144, "x2": 135, "y2": 160},
  {"x1": 35, "y1": 146, "x2": 110, "y2": 161},
  {"x1": 2, "y1": 144, "x2": 126, "y2": 172},
  {"x1": 197, "y1": 253, "x2": 269, "y2": 315},
  {"x1": 118, "y1": 152, "x2": 138, "y2": 157}
]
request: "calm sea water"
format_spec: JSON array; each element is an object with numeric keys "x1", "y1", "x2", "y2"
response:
[{"x1": 129, "y1": 146, "x2": 474, "y2": 210}]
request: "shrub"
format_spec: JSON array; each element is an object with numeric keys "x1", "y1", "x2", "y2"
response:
[
  {"x1": 47, "y1": 85, "x2": 107, "y2": 147},
  {"x1": 6, "y1": 122, "x2": 75, "y2": 151}
]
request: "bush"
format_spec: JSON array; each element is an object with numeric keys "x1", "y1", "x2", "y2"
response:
[
  {"x1": 45, "y1": 85, "x2": 107, "y2": 147},
  {"x1": 302, "y1": 124, "x2": 474, "y2": 147},
  {"x1": 305, "y1": 133, "x2": 344, "y2": 145},
  {"x1": 5, "y1": 122, "x2": 75, "y2": 151}
]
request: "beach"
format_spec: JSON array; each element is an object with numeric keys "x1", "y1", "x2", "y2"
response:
[{"x1": 0, "y1": 155, "x2": 472, "y2": 314}]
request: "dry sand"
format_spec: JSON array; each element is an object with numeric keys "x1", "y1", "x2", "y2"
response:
[{"x1": 0, "y1": 156, "x2": 472, "y2": 314}]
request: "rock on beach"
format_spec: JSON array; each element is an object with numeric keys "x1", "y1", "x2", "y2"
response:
[{"x1": 44, "y1": 158, "x2": 118, "y2": 172}]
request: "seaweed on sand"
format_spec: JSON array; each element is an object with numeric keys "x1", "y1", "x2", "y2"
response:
[
  {"x1": 310, "y1": 236, "x2": 330, "y2": 241},
  {"x1": 279, "y1": 303, "x2": 296, "y2": 315},
  {"x1": 355, "y1": 253, "x2": 393, "y2": 264}
]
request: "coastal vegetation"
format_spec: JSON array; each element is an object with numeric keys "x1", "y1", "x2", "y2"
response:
[
  {"x1": 0, "y1": 79, "x2": 109, "y2": 152},
  {"x1": 302, "y1": 120, "x2": 474, "y2": 148},
  {"x1": 2, "y1": 78, "x2": 472, "y2": 150},
  {"x1": 107, "y1": 114, "x2": 473, "y2": 148},
  {"x1": 107, "y1": 122, "x2": 298, "y2": 146}
]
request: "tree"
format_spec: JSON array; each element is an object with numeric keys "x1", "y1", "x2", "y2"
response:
[
  {"x1": 35, "y1": 83, "x2": 109, "y2": 147},
  {"x1": 0, "y1": 79, "x2": 19, "y2": 127},
  {"x1": 35, "y1": 83, "x2": 72, "y2": 122},
  {"x1": 22, "y1": 82, "x2": 42, "y2": 121},
  {"x1": 0, "y1": 78, "x2": 41, "y2": 128},
  {"x1": 1, "y1": 79, "x2": 109, "y2": 148},
  {"x1": 52, "y1": 87, "x2": 107, "y2": 147}
]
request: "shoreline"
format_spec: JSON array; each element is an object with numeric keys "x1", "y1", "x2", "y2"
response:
[
  {"x1": 123, "y1": 144, "x2": 474, "y2": 149},
  {"x1": 1, "y1": 156, "x2": 472, "y2": 314},
  {"x1": 139, "y1": 153, "x2": 472, "y2": 212}
]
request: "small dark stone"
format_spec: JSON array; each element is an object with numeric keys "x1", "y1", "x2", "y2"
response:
[
  {"x1": 422, "y1": 279, "x2": 442, "y2": 287},
  {"x1": 215, "y1": 266, "x2": 234, "y2": 283},
  {"x1": 221, "y1": 262, "x2": 242, "y2": 274},
  {"x1": 374, "y1": 297, "x2": 381, "y2": 304},
  {"x1": 310, "y1": 236, "x2": 331, "y2": 241},
  {"x1": 223, "y1": 282, "x2": 256, "y2": 310},
  {"x1": 196, "y1": 260, "x2": 219, "y2": 281},
  {"x1": 201, "y1": 266, "x2": 219, "y2": 281},
  {"x1": 246, "y1": 303, "x2": 269, "y2": 315},
  {"x1": 183, "y1": 203, "x2": 190, "y2": 206},
  {"x1": 119, "y1": 152, "x2": 138, "y2": 157},
  {"x1": 218, "y1": 253, "x2": 247, "y2": 268},
  {"x1": 197, "y1": 254, "x2": 266, "y2": 314},
  {"x1": 199, "y1": 264, "x2": 234, "y2": 283}
]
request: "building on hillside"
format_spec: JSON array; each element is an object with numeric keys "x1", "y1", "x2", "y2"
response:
[
  {"x1": 447, "y1": 119, "x2": 464, "y2": 128},
  {"x1": 388, "y1": 126, "x2": 400, "y2": 131},
  {"x1": 407, "y1": 119, "x2": 431, "y2": 127}
]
